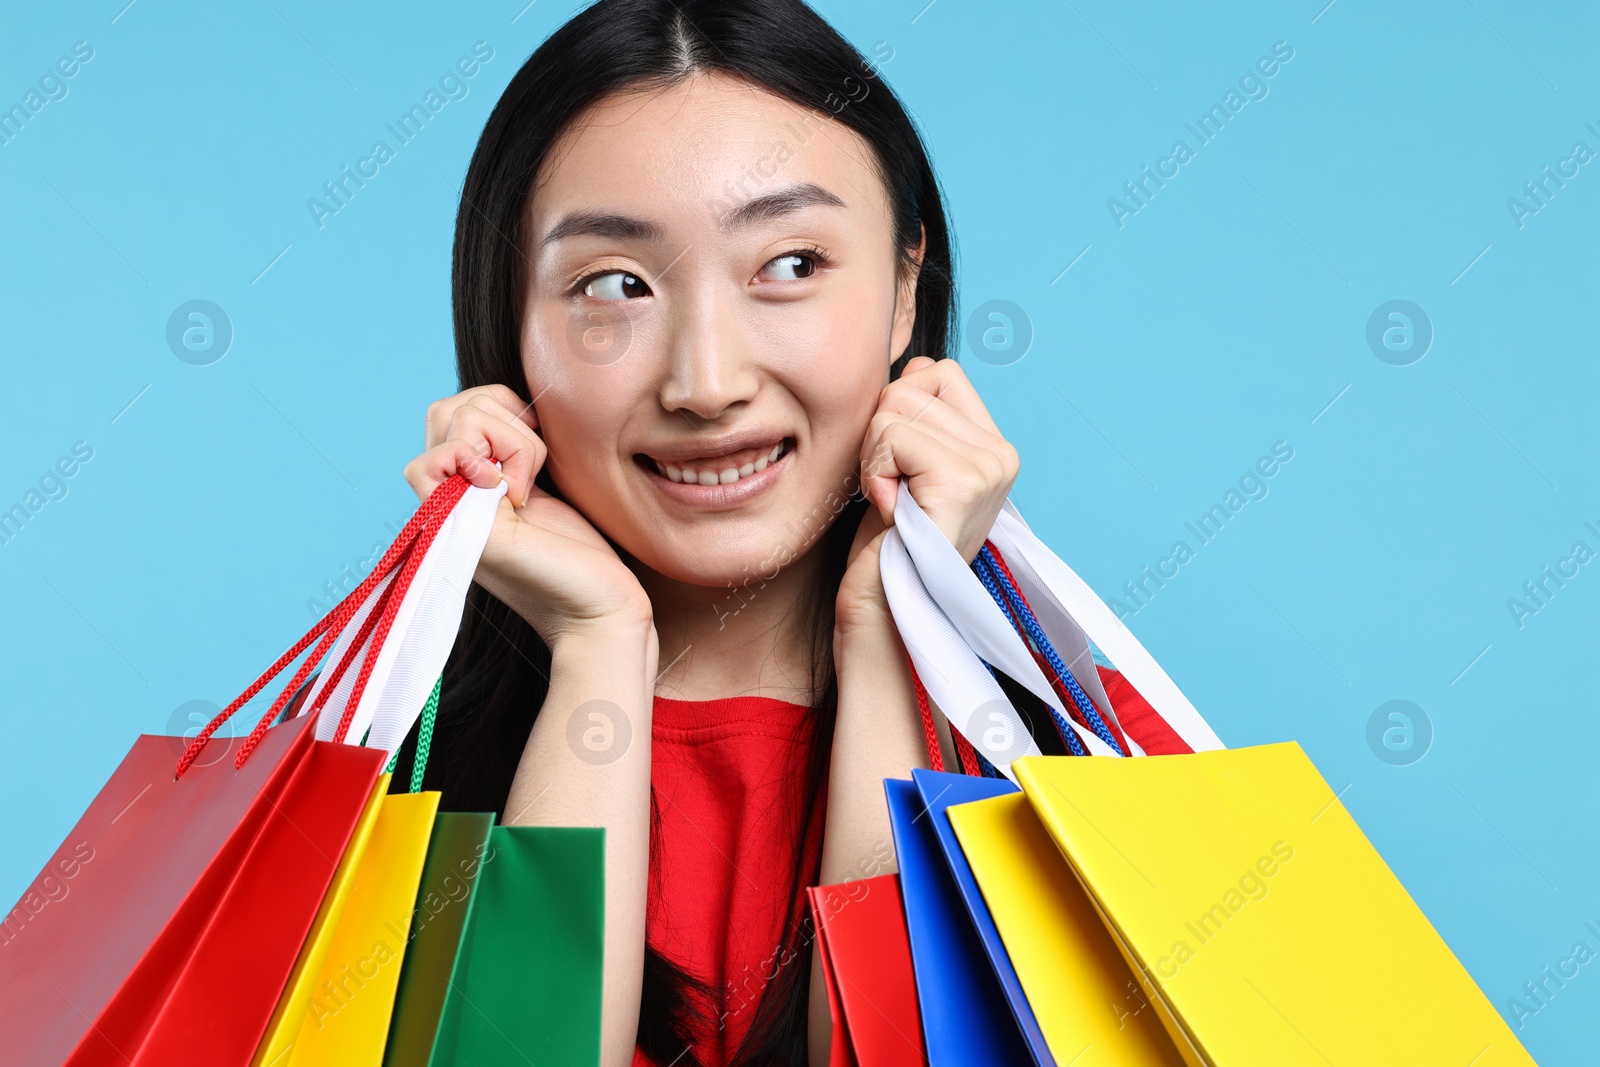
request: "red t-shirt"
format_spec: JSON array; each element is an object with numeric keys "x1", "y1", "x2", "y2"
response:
[
  {"x1": 630, "y1": 667, "x2": 1184, "y2": 1067},
  {"x1": 632, "y1": 693, "x2": 824, "y2": 1067}
]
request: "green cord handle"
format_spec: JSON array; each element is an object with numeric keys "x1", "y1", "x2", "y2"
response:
[
  {"x1": 410, "y1": 675, "x2": 442, "y2": 793},
  {"x1": 380, "y1": 673, "x2": 443, "y2": 793}
]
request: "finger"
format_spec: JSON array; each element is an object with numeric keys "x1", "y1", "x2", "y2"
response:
[
  {"x1": 482, "y1": 385, "x2": 542, "y2": 434},
  {"x1": 891, "y1": 358, "x2": 1002, "y2": 437},
  {"x1": 448, "y1": 401, "x2": 548, "y2": 507},
  {"x1": 876, "y1": 384, "x2": 1013, "y2": 463},
  {"x1": 858, "y1": 395, "x2": 1015, "y2": 503},
  {"x1": 874, "y1": 389, "x2": 1020, "y2": 505},
  {"x1": 403, "y1": 438, "x2": 504, "y2": 502},
  {"x1": 859, "y1": 416, "x2": 985, "y2": 527},
  {"x1": 862, "y1": 416, "x2": 1011, "y2": 560},
  {"x1": 457, "y1": 396, "x2": 548, "y2": 505},
  {"x1": 424, "y1": 384, "x2": 540, "y2": 449},
  {"x1": 409, "y1": 404, "x2": 539, "y2": 503}
]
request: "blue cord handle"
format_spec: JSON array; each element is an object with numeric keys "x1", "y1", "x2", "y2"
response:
[
  {"x1": 974, "y1": 546, "x2": 1124, "y2": 756},
  {"x1": 973, "y1": 744, "x2": 1002, "y2": 778},
  {"x1": 970, "y1": 553, "x2": 1087, "y2": 756}
]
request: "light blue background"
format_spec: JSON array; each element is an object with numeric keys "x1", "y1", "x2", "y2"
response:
[{"x1": 1, "y1": 1, "x2": 1594, "y2": 1060}]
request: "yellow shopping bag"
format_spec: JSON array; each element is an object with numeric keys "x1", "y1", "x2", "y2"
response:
[
  {"x1": 1015, "y1": 742, "x2": 1537, "y2": 1066},
  {"x1": 253, "y1": 773, "x2": 390, "y2": 1065},
  {"x1": 948, "y1": 792, "x2": 1188, "y2": 1066},
  {"x1": 254, "y1": 776, "x2": 441, "y2": 1066}
]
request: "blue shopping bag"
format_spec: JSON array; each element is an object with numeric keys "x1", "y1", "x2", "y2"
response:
[{"x1": 886, "y1": 770, "x2": 1051, "y2": 1066}]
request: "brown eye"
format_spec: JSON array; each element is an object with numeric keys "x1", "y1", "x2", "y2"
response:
[
  {"x1": 582, "y1": 271, "x2": 651, "y2": 300},
  {"x1": 761, "y1": 252, "x2": 820, "y2": 282}
]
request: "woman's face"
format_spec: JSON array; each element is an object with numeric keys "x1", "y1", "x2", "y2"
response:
[{"x1": 520, "y1": 71, "x2": 919, "y2": 590}]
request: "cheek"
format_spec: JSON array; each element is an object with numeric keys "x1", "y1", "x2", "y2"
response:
[
  {"x1": 521, "y1": 314, "x2": 652, "y2": 498},
  {"x1": 523, "y1": 298, "x2": 640, "y2": 388},
  {"x1": 536, "y1": 403, "x2": 613, "y2": 485},
  {"x1": 766, "y1": 301, "x2": 891, "y2": 470}
]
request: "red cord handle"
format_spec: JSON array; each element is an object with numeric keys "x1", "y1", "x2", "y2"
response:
[
  {"x1": 173, "y1": 475, "x2": 471, "y2": 779},
  {"x1": 314, "y1": 482, "x2": 458, "y2": 750},
  {"x1": 910, "y1": 653, "x2": 987, "y2": 776},
  {"x1": 910, "y1": 653, "x2": 944, "y2": 773}
]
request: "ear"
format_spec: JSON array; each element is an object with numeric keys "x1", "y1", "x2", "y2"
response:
[{"x1": 888, "y1": 224, "x2": 928, "y2": 367}]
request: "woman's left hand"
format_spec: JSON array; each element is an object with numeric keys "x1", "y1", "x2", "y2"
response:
[{"x1": 835, "y1": 356, "x2": 1020, "y2": 637}]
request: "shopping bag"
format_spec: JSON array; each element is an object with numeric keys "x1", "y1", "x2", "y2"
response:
[
  {"x1": 382, "y1": 702, "x2": 608, "y2": 1067},
  {"x1": 882, "y1": 479, "x2": 1528, "y2": 1063},
  {"x1": 811, "y1": 890, "x2": 859, "y2": 1067},
  {"x1": 1015, "y1": 744, "x2": 1539, "y2": 1066},
  {"x1": 0, "y1": 709, "x2": 387, "y2": 1067},
  {"x1": 0, "y1": 475, "x2": 496, "y2": 1066},
  {"x1": 807, "y1": 874, "x2": 926, "y2": 1067},
  {"x1": 254, "y1": 782, "x2": 442, "y2": 1065},
  {"x1": 252, "y1": 771, "x2": 393, "y2": 1065},
  {"x1": 947, "y1": 791, "x2": 1186, "y2": 1066},
  {"x1": 911, "y1": 769, "x2": 1053, "y2": 1067},
  {"x1": 885, "y1": 777, "x2": 1033, "y2": 1065},
  {"x1": 424, "y1": 825, "x2": 606, "y2": 1066},
  {"x1": 875, "y1": 478, "x2": 1176, "y2": 1065},
  {"x1": 241, "y1": 476, "x2": 500, "y2": 1067},
  {"x1": 381, "y1": 812, "x2": 497, "y2": 1067},
  {"x1": 265, "y1": 474, "x2": 606, "y2": 1067},
  {"x1": 314, "y1": 657, "x2": 605, "y2": 1065}
]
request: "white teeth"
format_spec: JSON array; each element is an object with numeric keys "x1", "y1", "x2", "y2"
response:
[{"x1": 650, "y1": 440, "x2": 789, "y2": 486}]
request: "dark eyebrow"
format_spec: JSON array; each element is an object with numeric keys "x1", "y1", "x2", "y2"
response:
[
  {"x1": 719, "y1": 182, "x2": 846, "y2": 231},
  {"x1": 540, "y1": 211, "x2": 662, "y2": 248},
  {"x1": 539, "y1": 182, "x2": 846, "y2": 249}
]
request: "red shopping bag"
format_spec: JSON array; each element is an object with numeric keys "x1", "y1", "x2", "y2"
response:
[
  {"x1": 0, "y1": 477, "x2": 469, "y2": 1066},
  {"x1": 807, "y1": 874, "x2": 927, "y2": 1067},
  {"x1": 3, "y1": 716, "x2": 386, "y2": 1066}
]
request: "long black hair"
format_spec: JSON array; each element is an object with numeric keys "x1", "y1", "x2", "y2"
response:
[{"x1": 389, "y1": 1, "x2": 957, "y2": 1062}]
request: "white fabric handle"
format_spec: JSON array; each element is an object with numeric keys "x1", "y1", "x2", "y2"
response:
[
  {"x1": 879, "y1": 530, "x2": 1042, "y2": 777},
  {"x1": 881, "y1": 482, "x2": 1118, "y2": 781},
  {"x1": 880, "y1": 481, "x2": 1225, "y2": 776},
  {"x1": 306, "y1": 481, "x2": 505, "y2": 754},
  {"x1": 989, "y1": 501, "x2": 1224, "y2": 752}
]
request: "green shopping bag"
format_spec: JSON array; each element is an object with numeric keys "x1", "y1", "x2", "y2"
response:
[
  {"x1": 383, "y1": 819, "x2": 605, "y2": 1066},
  {"x1": 382, "y1": 811, "x2": 496, "y2": 1067},
  {"x1": 431, "y1": 825, "x2": 605, "y2": 1065},
  {"x1": 381, "y1": 681, "x2": 606, "y2": 1067}
]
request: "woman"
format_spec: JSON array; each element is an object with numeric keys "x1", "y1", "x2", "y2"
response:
[{"x1": 394, "y1": 1, "x2": 1149, "y2": 1064}]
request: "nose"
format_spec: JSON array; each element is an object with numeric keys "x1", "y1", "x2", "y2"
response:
[{"x1": 657, "y1": 283, "x2": 759, "y2": 421}]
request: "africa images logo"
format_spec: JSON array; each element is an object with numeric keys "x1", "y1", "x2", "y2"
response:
[
  {"x1": 1106, "y1": 40, "x2": 1295, "y2": 229},
  {"x1": 306, "y1": 42, "x2": 495, "y2": 230},
  {"x1": 1110, "y1": 441, "x2": 1295, "y2": 619}
]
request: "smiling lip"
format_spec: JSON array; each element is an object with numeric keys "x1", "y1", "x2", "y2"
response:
[
  {"x1": 637, "y1": 437, "x2": 793, "y2": 508},
  {"x1": 639, "y1": 428, "x2": 790, "y2": 465}
]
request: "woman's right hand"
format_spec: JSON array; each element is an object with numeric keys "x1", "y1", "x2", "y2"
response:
[{"x1": 402, "y1": 384, "x2": 653, "y2": 647}]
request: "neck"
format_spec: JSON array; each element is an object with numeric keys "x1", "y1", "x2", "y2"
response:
[{"x1": 631, "y1": 540, "x2": 834, "y2": 705}]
